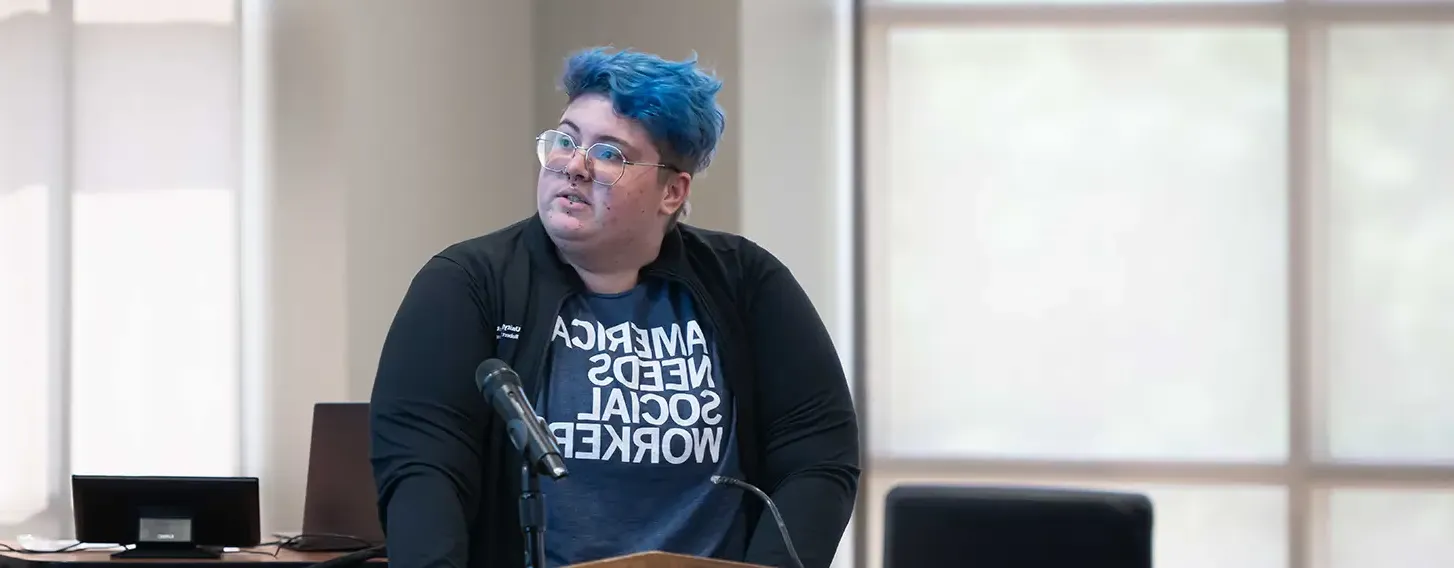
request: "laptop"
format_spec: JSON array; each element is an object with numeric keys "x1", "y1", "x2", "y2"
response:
[{"x1": 291, "y1": 402, "x2": 384, "y2": 551}]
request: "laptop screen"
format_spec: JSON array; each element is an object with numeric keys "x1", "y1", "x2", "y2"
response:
[{"x1": 299, "y1": 402, "x2": 383, "y2": 548}]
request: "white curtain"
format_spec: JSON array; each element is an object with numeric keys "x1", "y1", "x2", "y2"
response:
[{"x1": 0, "y1": 0, "x2": 241, "y2": 538}]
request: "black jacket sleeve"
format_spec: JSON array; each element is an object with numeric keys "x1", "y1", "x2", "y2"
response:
[
  {"x1": 370, "y1": 256, "x2": 495, "y2": 568},
  {"x1": 739, "y1": 247, "x2": 861, "y2": 568}
]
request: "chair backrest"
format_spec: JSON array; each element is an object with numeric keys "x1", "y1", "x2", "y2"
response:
[{"x1": 883, "y1": 484, "x2": 1153, "y2": 568}]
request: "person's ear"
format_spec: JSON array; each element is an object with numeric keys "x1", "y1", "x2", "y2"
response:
[{"x1": 660, "y1": 171, "x2": 692, "y2": 216}]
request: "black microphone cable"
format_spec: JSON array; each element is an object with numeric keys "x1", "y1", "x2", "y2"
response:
[
  {"x1": 304, "y1": 544, "x2": 386, "y2": 568},
  {"x1": 711, "y1": 475, "x2": 805, "y2": 568}
]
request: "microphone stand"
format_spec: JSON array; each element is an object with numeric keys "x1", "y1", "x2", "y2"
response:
[{"x1": 520, "y1": 459, "x2": 546, "y2": 568}]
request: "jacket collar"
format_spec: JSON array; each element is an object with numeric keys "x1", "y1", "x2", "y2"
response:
[{"x1": 523, "y1": 214, "x2": 691, "y2": 288}]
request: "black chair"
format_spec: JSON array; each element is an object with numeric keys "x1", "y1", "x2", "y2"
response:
[{"x1": 883, "y1": 484, "x2": 1154, "y2": 568}]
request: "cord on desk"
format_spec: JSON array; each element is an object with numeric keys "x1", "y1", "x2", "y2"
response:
[
  {"x1": 2, "y1": 535, "x2": 370, "y2": 558},
  {"x1": 0, "y1": 542, "x2": 115, "y2": 554},
  {"x1": 223, "y1": 547, "x2": 280, "y2": 558},
  {"x1": 0, "y1": 542, "x2": 275, "y2": 557},
  {"x1": 275, "y1": 533, "x2": 377, "y2": 552},
  {"x1": 230, "y1": 532, "x2": 377, "y2": 558},
  {"x1": 303, "y1": 545, "x2": 386, "y2": 568}
]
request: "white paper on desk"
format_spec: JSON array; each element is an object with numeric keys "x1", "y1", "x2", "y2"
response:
[{"x1": 15, "y1": 535, "x2": 120, "y2": 552}]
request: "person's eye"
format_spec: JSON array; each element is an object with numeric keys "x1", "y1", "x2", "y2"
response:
[
  {"x1": 555, "y1": 136, "x2": 574, "y2": 149},
  {"x1": 593, "y1": 146, "x2": 624, "y2": 162}
]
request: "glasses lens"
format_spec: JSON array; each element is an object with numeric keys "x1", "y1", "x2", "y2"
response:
[
  {"x1": 537, "y1": 131, "x2": 576, "y2": 172},
  {"x1": 587, "y1": 143, "x2": 626, "y2": 185}
]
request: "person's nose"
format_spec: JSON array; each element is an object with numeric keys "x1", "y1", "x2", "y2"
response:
[{"x1": 564, "y1": 147, "x2": 590, "y2": 183}]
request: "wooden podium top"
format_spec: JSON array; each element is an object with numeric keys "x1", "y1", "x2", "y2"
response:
[{"x1": 567, "y1": 551, "x2": 764, "y2": 568}]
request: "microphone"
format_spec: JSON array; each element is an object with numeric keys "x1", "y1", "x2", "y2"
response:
[
  {"x1": 474, "y1": 359, "x2": 569, "y2": 480},
  {"x1": 711, "y1": 475, "x2": 805, "y2": 568}
]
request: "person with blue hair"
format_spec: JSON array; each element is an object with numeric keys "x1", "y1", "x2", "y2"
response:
[{"x1": 370, "y1": 47, "x2": 859, "y2": 568}]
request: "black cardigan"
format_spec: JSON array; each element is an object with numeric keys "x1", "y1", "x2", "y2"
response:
[{"x1": 369, "y1": 215, "x2": 860, "y2": 568}]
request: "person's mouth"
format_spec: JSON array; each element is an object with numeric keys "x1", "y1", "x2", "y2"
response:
[{"x1": 555, "y1": 188, "x2": 590, "y2": 207}]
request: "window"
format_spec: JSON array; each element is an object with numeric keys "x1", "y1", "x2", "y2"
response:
[
  {"x1": 0, "y1": 0, "x2": 240, "y2": 537},
  {"x1": 862, "y1": 2, "x2": 1454, "y2": 567},
  {"x1": 1323, "y1": 26, "x2": 1454, "y2": 464}
]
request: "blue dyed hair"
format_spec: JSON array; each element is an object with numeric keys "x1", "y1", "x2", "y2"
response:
[{"x1": 560, "y1": 47, "x2": 725, "y2": 175}]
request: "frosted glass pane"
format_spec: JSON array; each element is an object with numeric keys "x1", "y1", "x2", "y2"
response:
[
  {"x1": 73, "y1": 13, "x2": 238, "y2": 194},
  {"x1": 0, "y1": 4, "x2": 63, "y2": 191},
  {"x1": 69, "y1": 12, "x2": 240, "y2": 476},
  {"x1": 0, "y1": 5, "x2": 61, "y2": 528},
  {"x1": 1316, "y1": 0, "x2": 1454, "y2": 4},
  {"x1": 882, "y1": 0, "x2": 1273, "y2": 4},
  {"x1": 1324, "y1": 26, "x2": 1454, "y2": 464},
  {"x1": 70, "y1": 191, "x2": 240, "y2": 476},
  {"x1": 1141, "y1": 484, "x2": 1286, "y2": 568},
  {"x1": 75, "y1": 0, "x2": 234, "y2": 24},
  {"x1": 0, "y1": 186, "x2": 55, "y2": 524},
  {"x1": 866, "y1": 477, "x2": 1286, "y2": 568},
  {"x1": 0, "y1": 1, "x2": 49, "y2": 19},
  {"x1": 872, "y1": 29, "x2": 1288, "y2": 460},
  {"x1": 1327, "y1": 489, "x2": 1454, "y2": 568}
]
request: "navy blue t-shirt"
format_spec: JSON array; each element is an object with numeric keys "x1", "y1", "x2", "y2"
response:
[{"x1": 537, "y1": 280, "x2": 747, "y2": 567}]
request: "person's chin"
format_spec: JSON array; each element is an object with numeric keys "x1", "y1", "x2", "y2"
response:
[{"x1": 541, "y1": 208, "x2": 593, "y2": 237}]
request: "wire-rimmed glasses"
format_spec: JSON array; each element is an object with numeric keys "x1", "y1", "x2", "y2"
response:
[{"x1": 535, "y1": 129, "x2": 674, "y2": 186}]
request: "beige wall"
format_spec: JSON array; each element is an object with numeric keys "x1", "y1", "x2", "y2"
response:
[
  {"x1": 338, "y1": 0, "x2": 536, "y2": 404},
  {"x1": 251, "y1": 0, "x2": 351, "y2": 535},
  {"x1": 254, "y1": 3, "x2": 851, "y2": 561},
  {"x1": 739, "y1": 0, "x2": 852, "y2": 349},
  {"x1": 253, "y1": 0, "x2": 535, "y2": 532}
]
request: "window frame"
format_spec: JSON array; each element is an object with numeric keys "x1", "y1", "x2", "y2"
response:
[{"x1": 853, "y1": 2, "x2": 1454, "y2": 567}]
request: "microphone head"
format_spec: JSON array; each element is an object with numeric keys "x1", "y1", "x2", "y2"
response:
[
  {"x1": 474, "y1": 358, "x2": 521, "y2": 399},
  {"x1": 710, "y1": 475, "x2": 726, "y2": 485}
]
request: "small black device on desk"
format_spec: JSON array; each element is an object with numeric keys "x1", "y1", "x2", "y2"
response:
[{"x1": 71, "y1": 475, "x2": 261, "y2": 559}]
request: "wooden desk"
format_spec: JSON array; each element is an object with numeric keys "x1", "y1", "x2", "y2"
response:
[{"x1": 0, "y1": 544, "x2": 385, "y2": 568}]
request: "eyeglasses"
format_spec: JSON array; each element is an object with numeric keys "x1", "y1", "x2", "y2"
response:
[{"x1": 535, "y1": 129, "x2": 675, "y2": 186}]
